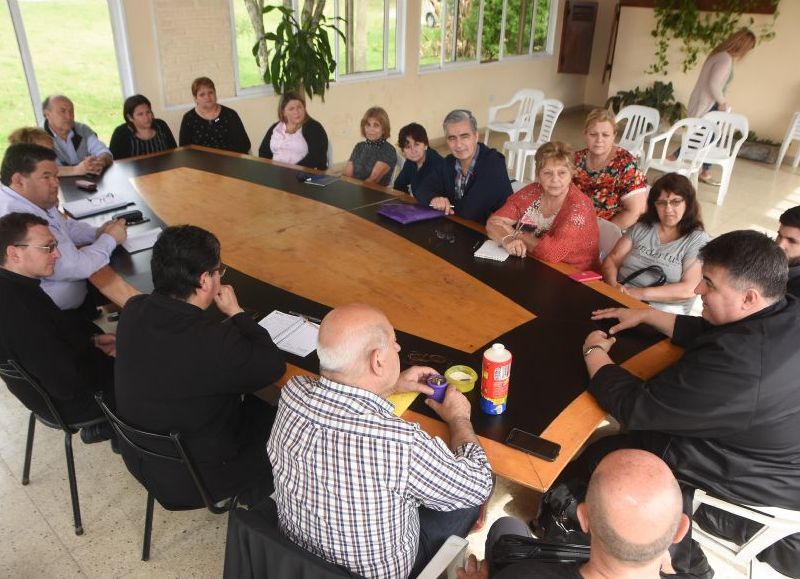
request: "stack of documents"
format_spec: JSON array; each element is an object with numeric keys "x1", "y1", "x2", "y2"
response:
[
  {"x1": 473, "y1": 239, "x2": 510, "y2": 262},
  {"x1": 258, "y1": 310, "x2": 319, "y2": 357},
  {"x1": 122, "y1": 227, "x2": 162, "y2": 253}
]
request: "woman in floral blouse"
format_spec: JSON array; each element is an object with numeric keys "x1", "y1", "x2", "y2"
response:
[
  {"x1": 487, "y1": 141, "x2": 600, "y2": 272},
  {"x1": 573, "y1": 108, "x2": 648, "y2": 229}
]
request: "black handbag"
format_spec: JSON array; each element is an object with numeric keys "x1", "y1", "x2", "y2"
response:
[
  {"x1": 491, "y1": 534, "x2": 590, "y2": 573},
  {"x1": 531, "y1": 479, "x2": 590, "y2": 546},
  {"x1": 620, "y1": 264, "x2": 667, "y2": 287}
]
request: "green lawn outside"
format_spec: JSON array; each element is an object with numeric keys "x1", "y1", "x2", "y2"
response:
[{"x1": 1, "y1": 0, "x2": 122, "y2": 159}]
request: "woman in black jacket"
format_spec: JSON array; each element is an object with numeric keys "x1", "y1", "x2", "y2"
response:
[
  {"x1": 110, "y1": 94, "x2": 177, "y2": 160},
  {"x1": 258, "y1": 92, "x2": 329, "y2": 170}
]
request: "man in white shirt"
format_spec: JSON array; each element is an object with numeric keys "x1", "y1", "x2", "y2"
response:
[{"x1": 0, "y1": 143, "x2": 127, "y2": 314}]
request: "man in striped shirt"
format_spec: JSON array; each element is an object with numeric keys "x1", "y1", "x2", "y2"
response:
[{"x1": 268, "y1": 304, "x2": 493, "y2": 579}]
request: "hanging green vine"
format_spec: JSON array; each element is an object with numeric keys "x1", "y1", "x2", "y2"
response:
[{"x1": 648, "y1": 0, "x2": 780, "y2": 75}]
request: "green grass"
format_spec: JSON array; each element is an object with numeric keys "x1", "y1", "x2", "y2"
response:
[{"x1": 0, "y1": 0, "x2": 122, "y2": 159}]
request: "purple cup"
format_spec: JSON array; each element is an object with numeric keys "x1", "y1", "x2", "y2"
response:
[{"x1": 427, "y1": 374, "x2": 448, "y2": 403}]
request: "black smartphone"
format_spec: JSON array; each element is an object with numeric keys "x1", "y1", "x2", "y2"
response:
[
  {"x1": 112, "y1": 209, "x2": 144, "y2": 225},
  {"x1": 505, "y1": 428, "x2": 561, "y2": 461}
]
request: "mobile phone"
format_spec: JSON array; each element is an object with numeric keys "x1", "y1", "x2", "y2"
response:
[
  {"x1": 112, "y1": 209, "x2": 144, "y2": 224},
  {"x1": 505, "y1": 428, "x2": 561, "y2": 461},
  {"x1": 76, "y1": 179, "x2": 98, "y2": 192}
]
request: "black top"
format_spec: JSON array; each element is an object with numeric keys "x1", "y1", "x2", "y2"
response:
[
  {"x1": 179, "y1": 105, "x2": 251, "y2": 154},
  {"x1": 114, "y1": 293, "x2": 285, "y2": 462},
  {"x1": 393, "y1": 147, "x2": 445, "y2": 196},
  {"x1": 0, "y1": 267, "x2": 111, "y2": 422},
  {"x1": 787, "y1": 265, "x2": 800, "y2": 298},
  {"x1": 258, "y1": 118, "x2": 329, "y2": 170},
  {"x1": 109, "y1": 118, "x2": 177, "y2": 160},
  {"x1": 415, "y1": 143, "x2": 513, "y2": 223}
]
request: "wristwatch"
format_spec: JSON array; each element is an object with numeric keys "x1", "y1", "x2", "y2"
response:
[{"x1": 583, "y1": 344, "x2": 607, "y2": 357}]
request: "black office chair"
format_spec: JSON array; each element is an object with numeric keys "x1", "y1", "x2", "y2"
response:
[
  {"x1": 0, "y1": 359, "x2": 107, "y2": 536},
  {"x1": 94, "y1": 393, "x2": 229, "y2": 561},
  {"x1": 223, "y1": 491, "x2": 366, "y2": 579}
]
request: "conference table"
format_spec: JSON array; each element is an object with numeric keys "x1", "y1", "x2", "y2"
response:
[{"x1": 60, "y1": 146, "x2": 682, "y2": 493}]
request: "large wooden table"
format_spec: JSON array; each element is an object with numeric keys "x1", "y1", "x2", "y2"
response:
[{"x1": 62, "y1": 146, "x2": 682, "y2": 493}]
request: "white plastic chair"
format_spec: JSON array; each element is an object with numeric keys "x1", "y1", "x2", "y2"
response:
[
  {"x1": 692, "y1": 489, "x2": 800, "y2": 578},
  {"x1": 644, "y1": 118, "x2": 719, "y2": 188},
  {"x1": 776, "y1": 112, "x2": 800, "y2": 169},
  {"x1": 597, "y1": 217, "x2": 622, "y2": 262},
  {"x1": 615, "y1": 105, "x2": 660, "y2": 161},
  {"x1": 702, "y1": 111, "x2": 749, "y2": 206},
  {"x1": 503, "y1": 99, "x2": 565, "y2": 182},
  {"x1": 417, "y1": 535, "x2": 469, "y2": 579},
  {"x1": 484, "y1": 89, "x2": 545, "y2": 145}
]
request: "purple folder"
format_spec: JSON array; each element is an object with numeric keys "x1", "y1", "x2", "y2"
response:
[{"x1": 377, "y1": 203, "x2": 445, "y2": 224}]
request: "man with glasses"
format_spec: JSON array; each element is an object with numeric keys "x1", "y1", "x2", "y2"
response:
[
  {"x1": 114, "y1": 225, "x2": 286, "y2": 507},
  {"x1": 0, "y1": 212, "x2": 116, "y2": 441},
  {"x1": 415, "y1": 109, "x2": 512, "y2": 224},
  {"x1": 0, "y1": 143, "x2": 128, "y2": 317}
]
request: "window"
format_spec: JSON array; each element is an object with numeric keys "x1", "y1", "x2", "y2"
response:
[
  {"x1": 1, "y1": 0, "x2": 131, "y2": 157},
  {"x1": 420, "y1": 0, "x2": 554, "y2": 69},
  {"x1": 233, "y1": 0, "x2": 402, "y2": 93}
]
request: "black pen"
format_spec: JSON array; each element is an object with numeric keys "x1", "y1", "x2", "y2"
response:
[
  {"x1": 472, "y1": 240, "x2": 483, "y2": 251},
  {"x1": 289, "y1": 311, "x2": 322, "y2": 325}
]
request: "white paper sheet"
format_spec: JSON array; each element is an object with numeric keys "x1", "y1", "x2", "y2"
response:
[
  {"x1": 258, "y1": 310, "x2": 319, "y2": 357},
  {"x1": 122, "y1": 226, "x2": 162, "y2": 253}
]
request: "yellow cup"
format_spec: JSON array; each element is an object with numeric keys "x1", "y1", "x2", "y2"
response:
[{"x1": 445, "y1": 365, "x2": 478, "y2": 393}]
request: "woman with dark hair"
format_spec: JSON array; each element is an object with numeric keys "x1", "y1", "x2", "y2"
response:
[
  {"x1": 601, "y1": 172, "x2": 709, "y2": 314},
  {"x1": 342, "y1": 106, "x2": 397, "y2": 186},
  {"x1": 109, "y1": 95, "x2": 177, "y2": 160},
  {"x1": 178, "y1": 77, "x2": 250, "y2": 153},
  {"x1": 393, "y1": 123, "x2": 443, "y2": 196},
  {"x1": 258, "y1": 92, "x2": 328, "y2": 170}
]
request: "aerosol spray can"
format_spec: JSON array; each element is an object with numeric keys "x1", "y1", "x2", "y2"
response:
[{"x1": 480, "y1": 343, "x2": 512, "y2": 415}]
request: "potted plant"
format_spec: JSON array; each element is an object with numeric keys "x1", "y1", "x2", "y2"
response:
[
  {"x1": 250, "y1": 2, "x2": 345, "y2": 100},
  {"x1": 738, "y1": 131, "x2": 781, "y2": 163},
  {"x1": 605, "y1": 81, "x2": 687, "y2": 126}
]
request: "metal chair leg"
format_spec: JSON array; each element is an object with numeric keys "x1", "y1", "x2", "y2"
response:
[
  {"x1": 22, "y1": 412, "x2": 35, "y2": 485},
  {"x1": 64, "y1": 432, "x2": 83, "y2": 535},
  {"x1": 142, "y1": 492, "x2": 155, "y2": 561}
]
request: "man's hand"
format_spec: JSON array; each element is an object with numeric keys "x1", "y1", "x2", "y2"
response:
[
  {"x1": 456, "y1": 554, "x2": 489, "y2": 579},
  {"x1": 426, "y1": 384, "x2": 471, "y2": 424},
  {"x1": 214, "y1": 284, "x2": 245, "y2": 317},
  {"x1": 84, "y1": 155, "x2": 104, "y2": 175},
  {"x1": 502, "y1": 236, "x2": 526, "y2": 257},
  {"x1": 98, "y1": 218, "x2": 127, "y2": 244},
  {"x1": 92, "y1": 333, "x2": 117, "y2": 357},
  {"x1": 582, "y1": 330, "x2": 616, "y2": 354},
  {"x1": 591, "y1": 307, "x2": 648, "y2": 335},
  {"x1": 393, "y1": 366, "x2": 436, "y2": 396},
  {"x1": 430, "y1": 196, "x2": 454, "y2": 215}
]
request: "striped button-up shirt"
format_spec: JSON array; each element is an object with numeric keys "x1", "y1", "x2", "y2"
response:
[{"x1": 267, "y1": 375, "x2": 493, "y2": 579}]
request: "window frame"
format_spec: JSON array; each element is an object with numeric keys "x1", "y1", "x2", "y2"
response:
[
  {"x1": 419, "y1": 0, "x2": 558, "y2": 73},
  {"x1": 231, "y1": 0, "x2": 406, "y2": 96},
  {"x1": 6, "y1": 0, "x2": 134, "y2": 125}
]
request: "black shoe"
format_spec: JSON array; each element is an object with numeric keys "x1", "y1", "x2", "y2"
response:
[{"x1": 80, "y1": 422, "x2": 113, "y2": 444}]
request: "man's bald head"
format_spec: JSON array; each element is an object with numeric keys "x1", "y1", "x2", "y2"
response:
[
  {"x1": 583, "y1": 449, "x2": 685, "y2": 565},
  {"x1": 317, "y1": 304, "x2": 393, "y2": 380}
]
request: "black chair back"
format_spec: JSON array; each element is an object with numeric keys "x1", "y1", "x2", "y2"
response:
[
  {"x1": 94, "y1": 392, "x2": 227, "y2": 515},
  {"x1": 1, "y1": 359, "x2": 69, "y2": 430}
]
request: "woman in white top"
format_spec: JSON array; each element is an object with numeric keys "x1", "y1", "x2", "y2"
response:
[
  {"x1": 686, "y1": 28, "x2": 756, "y2": 185},
  {"x1": 258, "y1": 92, "x2": 329, "y2": 170}
]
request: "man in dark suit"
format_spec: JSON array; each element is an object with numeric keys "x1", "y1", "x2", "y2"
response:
[
  {"x1": 114, "y1": 225, "x2": 286, "y2": 508},
  {"x1": 0, "y1": 212, "x2": 115, "y2": 439},
  {"x1": 415, "y1": 109, "x2": 512, "y2": 224}
]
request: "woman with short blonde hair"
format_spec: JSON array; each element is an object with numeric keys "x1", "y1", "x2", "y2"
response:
[
  {"x1": 343, "y1": 106, "x2": 397, "y2": 186},
  {"x1": 179, "y1": 76, "x2": 250, "y2": 153}
]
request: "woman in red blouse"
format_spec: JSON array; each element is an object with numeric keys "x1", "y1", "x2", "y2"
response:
[
  {"x1": 573, "y1": 108, "x2": 648, "y2": 229},
  {"x1": 487, "y1": 142, "x2": 600, "y2": 272}
]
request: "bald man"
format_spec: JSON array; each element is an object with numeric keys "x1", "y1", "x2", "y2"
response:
[
  {"x1": 42, "y1": 95, "x2": 112, "y2": 175},
  {"x1": 268, "y1": 304, "x2": 494, "y2": 579},
  {"x1": 458, "y1": 449, "x2": 689, "y2": 579}
]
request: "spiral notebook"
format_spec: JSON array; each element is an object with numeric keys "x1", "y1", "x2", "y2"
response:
[{"x1": 473, "y1": 239, "x2": 510, "y2": 262}]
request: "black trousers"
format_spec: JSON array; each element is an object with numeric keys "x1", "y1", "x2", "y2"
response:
[{"x1": 408, "y1": 504, "x2": 481, "y2": 578}]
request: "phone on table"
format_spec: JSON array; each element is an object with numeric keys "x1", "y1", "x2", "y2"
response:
[{"x1": 505, "y1": 428, "x2": 561, "y2": 461}]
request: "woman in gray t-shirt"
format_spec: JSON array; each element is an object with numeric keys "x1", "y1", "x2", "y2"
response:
[{"x1": 601, "y1": 173, "x2": 709, "y2": 314}]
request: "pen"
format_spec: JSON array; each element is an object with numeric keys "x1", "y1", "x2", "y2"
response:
[
  {"x1": 289, "y1": 311, "x2": 322, "y2": 325},
  {"x1": 472, "y1": 240, "x2": 482, "y2": 251}
]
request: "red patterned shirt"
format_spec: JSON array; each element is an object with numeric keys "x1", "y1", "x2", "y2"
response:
[{"x1": 573, "y1": 147, "x2": 648, "y2": 221}]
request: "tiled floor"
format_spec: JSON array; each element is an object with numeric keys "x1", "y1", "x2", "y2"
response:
[{"x1": 1, "y1": 110, "x2": 798, "y2": 577}]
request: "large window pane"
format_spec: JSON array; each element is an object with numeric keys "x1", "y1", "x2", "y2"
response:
[
  {"x1": 387, "y1": 0, "x2": 397, "y2": 70},
  {"x1": 533, "y1": 0, "x2": 551, "y2": 52},
  {"x1": 340, "y1": 0, "x2": 391, "y2": 74},
  {"x1": 445, "y1": 0, "x2": 477, "y2": 63},
  {"x1": 478, "y1": 0, "x2": 502, "y2": 63},
  {"x1": 234, "y1": 0, "x2": 283, "y2": 90},
  {"x1": 0, "y1": 2, "x2": 36, "y2": 158},
  {"x1": 504, "y1": 0, "x2": 534, "y2": 57},
  {"x1": 419, "y1": 0, "x2": 442, "y2": 66},
  {"x1": 18, "y1": 0, "x2": 122, "y2": 144}
]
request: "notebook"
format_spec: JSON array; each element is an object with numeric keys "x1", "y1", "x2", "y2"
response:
[
  {"x1": 473, "y1": 239, "x2": 510, "y2": 262},
  {"x1": 258, "y1": 310, "x2": 319, "y2": 357},
  {"x1": 63, "y1": 196, "x2": 132, "y2": 218},
  {"x1": 377, "y1": 203, "x2": 444, "y2": 224},
  {"x1": 122, "y1": 226, "x2": 162, "y2": 253}
]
